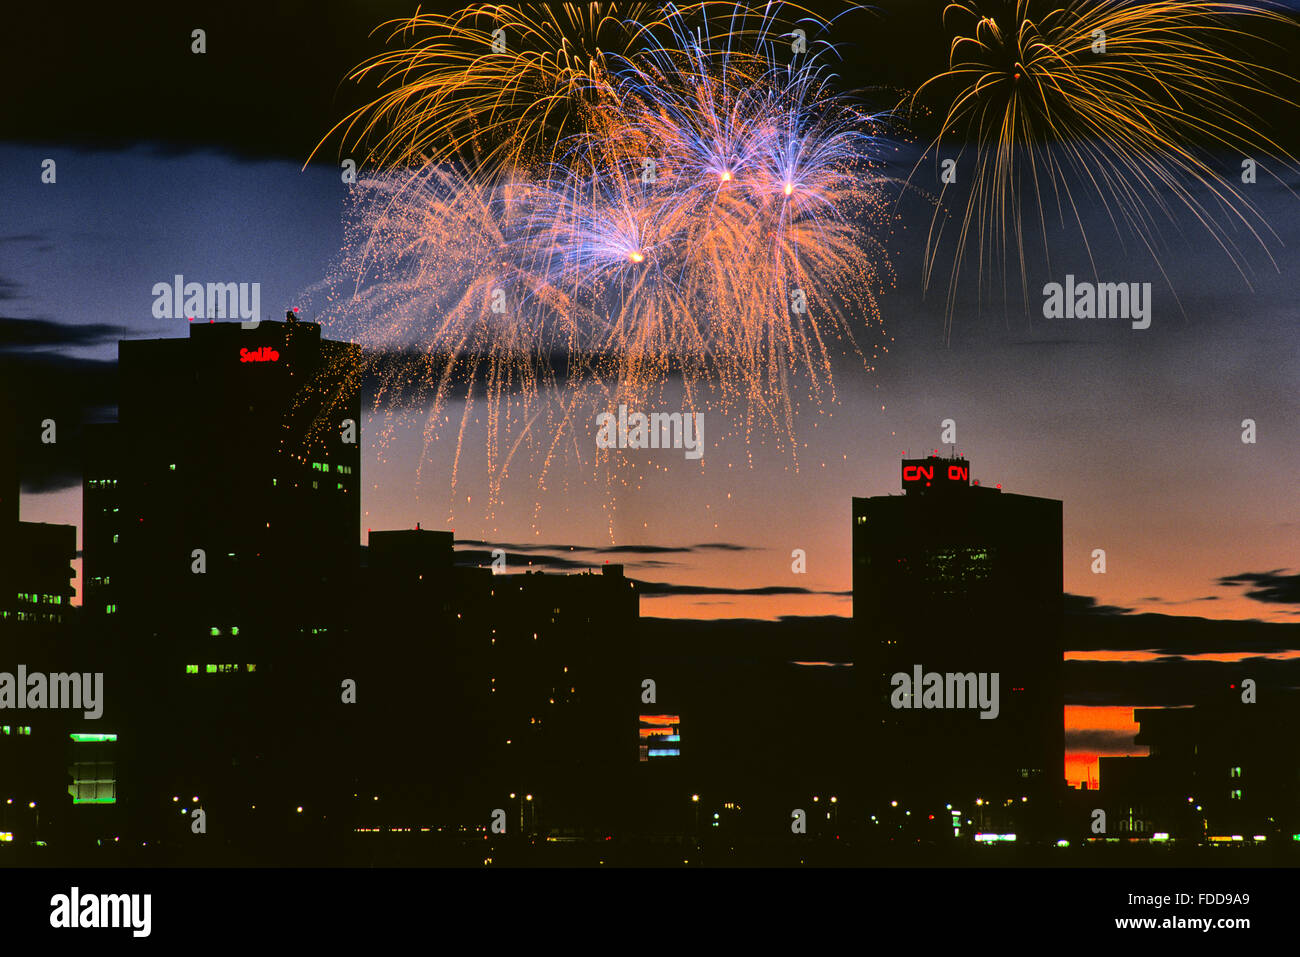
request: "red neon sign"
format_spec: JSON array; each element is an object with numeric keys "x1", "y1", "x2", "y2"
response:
[
  {"x1": 901, "y1": 457, "x2": 971, "y2": 491},
  {"x1": 240, "y1": 346, "x2": 280, "y2": 363}
]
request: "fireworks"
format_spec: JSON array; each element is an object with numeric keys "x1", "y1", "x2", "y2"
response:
[
  {"x1": 311, "y1": 3, "x2": 676, "y2": 180},
  {"x1": 305, "y1": 2, "x2": 896, "y2": 523},
  {"x1": 914, "y1": 0, "x2": 1298, "y2": 326}
]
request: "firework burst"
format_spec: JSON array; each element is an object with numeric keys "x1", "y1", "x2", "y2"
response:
[
  {"x1": 311, "y1": 2, "x2": 690, "y2": 180},
  {"x1": 914, "y1": 0, "x2": 1299, "y2": 327},
  {"x1": 305, "y1": 2, "x2": 897, "y2": 525}
]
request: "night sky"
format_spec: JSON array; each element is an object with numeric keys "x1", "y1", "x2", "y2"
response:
[{"x1": 2, "y1": 1, "x2": 1298, "y2": 786}]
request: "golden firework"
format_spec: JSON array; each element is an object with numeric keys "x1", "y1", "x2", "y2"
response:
[{"x1": 914, "y1": 0, "x2": 1298, "y2": 327}]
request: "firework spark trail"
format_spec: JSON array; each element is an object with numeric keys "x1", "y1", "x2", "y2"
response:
[
  {"x1": 307, "y1": 2, "x2": 674, "y2": 180},
  {"x1": 302, "y1": 3, "x2": 897, "y2": 526},
  {"x1": 913, "y1": 0, "x2": 1299, "y2": 330}
]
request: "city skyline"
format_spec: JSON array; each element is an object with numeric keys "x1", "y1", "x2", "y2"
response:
[{"x1": 1, "y1": 0, "x2": 1298, "y2": 863}]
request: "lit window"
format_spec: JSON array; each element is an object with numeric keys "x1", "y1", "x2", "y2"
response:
[
  {"x1": 206, "y1": 664, "x2": 217, "y2": 674},
  {"x1": 185, "y1": 665, "x2": 198, "y2": 674}
]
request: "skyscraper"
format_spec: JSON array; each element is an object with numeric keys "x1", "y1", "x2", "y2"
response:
[
  {"x1": 853, "y1": 454, "x2": 1063, "y2": 821},
  {"x1": 84, "y1": 316, "x2": 361, "y2": 834}
]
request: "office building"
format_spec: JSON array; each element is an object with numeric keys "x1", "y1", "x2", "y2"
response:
[{"x1": 852, "y1": 453, "x2": 1063, "y2": 816}]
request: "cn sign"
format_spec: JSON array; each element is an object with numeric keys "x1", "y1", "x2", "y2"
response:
[{"x1": 901, "y1": 457, "x2": 969, "y2": 491}]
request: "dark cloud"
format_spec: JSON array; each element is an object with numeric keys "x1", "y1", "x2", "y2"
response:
[
  {"x1": 0, "y1": 316, "x2": 125, "y2": 352},
  {"x1": 1064, "y1": 593, "x2": 1133, "y2": 616},
  {"x1": 1137, "y1": 595, "x2": 1221, "y2": 606},
  {"x1": 452, "y1": 548, "x2": 594, "y2": 572},
  {"x1": 1066, "y1": 609, "x2": 1300, "y2": 656},
  {"x1": 1065, "y1": 657, "x2": 1300, "y2": 707},
  {"x1": 1217, "y1": 569, "x2": 1300, "y2": 604},
  {"x1": 446, "y1": 554, "x2": 852, "y2": 597},
  {"x1": 456, "y1": 539, "x2": 754, "y2": 557},
  {"x1": 636, "y1": 580, "x2": 850, "y2": 598},
  {"x1": 0, "y1": 352, "x2": 117, "y2": 493}
]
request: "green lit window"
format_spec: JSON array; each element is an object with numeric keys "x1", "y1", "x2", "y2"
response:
[
  {"x1": 231, "y1": 626, "x2": 240, "y2": 636},
  {"x1": 105, "y1": 604, "x2": 117, "y2": 614},
  {"x1": 210, "y1": 626, "x2": 221, "y2": 636},
  {"x1": 185, "y1": 664, "x2": 198, "y2": 674},
  {"x1": 113, "y1": 534, "x2": 119, "y2": 543},
  {"x1": 206, "y1": 664, "x2": 217, "y2": 674},
  {"x1": 70, "y1": 759, "x2": 116, "y2": 804},
  {"x1": 247, "y1": 664, "x2": 257, "y2": 672},
  {"x1": 169, "y1": 463, "x2": 176, "y2": 471}
]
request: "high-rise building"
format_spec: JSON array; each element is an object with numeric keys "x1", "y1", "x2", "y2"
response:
[
  {"x1": 0, "y1": 400, "x2": 84, "y2": 847},
  {"x1": 852, "y1": 454, "x2": 1063, "y2": 817},
  {"x1": 83, "y1": 317, "x2": 361, "y2": 833}
]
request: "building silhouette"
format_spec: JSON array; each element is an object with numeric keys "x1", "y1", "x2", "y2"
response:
[
  {"x1": 82, "y1": 317, "x2": 360, "y2": 844},
  {"x1": 0, "y1": 388, "x2": 82, "y2": 849},
  {"x1": 341, "y1": 530, "x2": 639, "y2": 841},
  {"x1": 1099, "y1": 687, "x2": 1300, "y2": 841},
  {"x1": 853, "y1": 453, "x2": 1064, "y2": 831}
]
